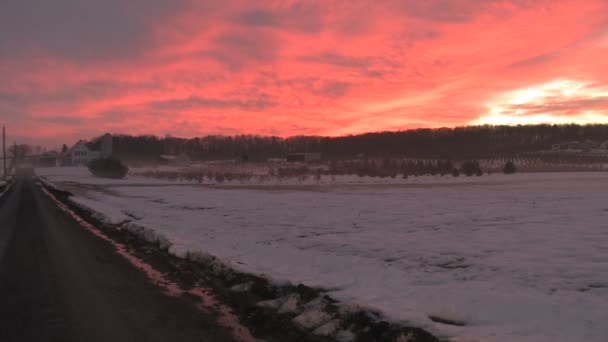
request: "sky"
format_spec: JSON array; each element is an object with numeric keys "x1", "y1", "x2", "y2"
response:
[{"x1": 1, "y1": 0, "x2": 607, "y2": 148}]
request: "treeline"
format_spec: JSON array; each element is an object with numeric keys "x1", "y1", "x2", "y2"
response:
[
  {"x1": 326, "y1": 159, "x2": 488, "y2": 177},
  {"x1": 327, "y1": 159, "x2": 457, "y2": 177},
  {"x1": 104, "y1": 124, "x2": 608, "y2": 162},
  {"x1": 135, "y1": 159, "x2": 518, "y2": 184}
]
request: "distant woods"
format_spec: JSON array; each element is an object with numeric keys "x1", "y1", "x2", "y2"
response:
[{"x1": 108, "y1": 124, "x2": 608, "y2": 162}]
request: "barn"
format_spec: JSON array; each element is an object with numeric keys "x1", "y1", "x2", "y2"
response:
[{"x1": 286, "y1": 153, "x2": 322, "y2": 162}]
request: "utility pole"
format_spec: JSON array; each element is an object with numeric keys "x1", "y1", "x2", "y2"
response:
[
  {"x1": 2, "y1": 126, "x2": 5, "y2": 180},
  {"x1": 13, "y1": 141, "x2": 17, "y2": 171}
]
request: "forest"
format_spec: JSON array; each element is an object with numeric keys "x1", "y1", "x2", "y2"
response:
[{"x1": 100, "y1": 124, "x2": 608, "y2": 162}]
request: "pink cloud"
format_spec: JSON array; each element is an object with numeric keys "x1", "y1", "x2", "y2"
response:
[{"x1": 1, "y1": 0, "x2": 607, "y2": 147}]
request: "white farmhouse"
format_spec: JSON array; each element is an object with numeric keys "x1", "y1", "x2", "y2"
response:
[
  {"x1": 63, "y1": 140, "x2": 101, "y2": 166},
  {"x1": 61, "y1": 134, "x2": 114, "y2": 166}
]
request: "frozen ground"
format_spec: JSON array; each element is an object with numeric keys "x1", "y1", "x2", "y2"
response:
[{"x1": 37, "y1": 167, "x2": 608, "y2": 342}]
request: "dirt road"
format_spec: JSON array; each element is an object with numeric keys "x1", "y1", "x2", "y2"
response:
[{"x1": 0, "y1": 180, "x2": 236, "y2": 342}]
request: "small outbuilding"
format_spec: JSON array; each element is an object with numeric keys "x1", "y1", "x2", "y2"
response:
[
  {"x1": 286, "y1": 153, "x2": 322, "y2": 163},
  {"x1": 37, "y1": 151, "x2": 60, "y2": 167},
  {"x1": 159, "y1": 153, "x2": 192, "y2": 166}
]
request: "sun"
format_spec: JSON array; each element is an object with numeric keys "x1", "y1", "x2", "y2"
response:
[{"x1": 472, "y1": 80, "x2": 608, "y2": 126}]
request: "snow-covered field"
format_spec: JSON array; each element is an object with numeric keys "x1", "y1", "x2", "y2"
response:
[{"x1": 37, "y1": 167, "x2": 608, "y2": 342}]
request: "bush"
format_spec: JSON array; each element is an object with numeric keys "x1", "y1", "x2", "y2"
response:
[
  {"x1": 451, "y1": 168, "x2": 460, "y2": 177},
  {"x1": 503, "y1": 161, "x2": 517, "y2": 174},
  {"x1": 461, "y1": 160, "x2": 481, "y2": 176},
  {"x1": 88, "y1": 158, "x2": 129, "y2": 179}
]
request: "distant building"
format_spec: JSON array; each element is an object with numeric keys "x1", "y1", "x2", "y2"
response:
[
  {"x1": 579, "y1": 140, "x2": 598, "y2": 151},
  {"x1": 62, "y1": 140, "x2": 101, "y2": 166},
  {"x1": 286, "y1": 153, "x2": 322, "y2": 162},
  {"x1": 159, "y1": 153, "x2": 191, "y2": 166},
  {"x1": 59, "y1": 133, "x2": 114, "y2": 166},
  {"x1": 267, "y1": 158, "x2": 287, "y2": 163},
  {"x1": 551, "y1": 140, "x2": 598, "y2": 151},
  {"x1": 37, "y1": 151, "x2": 60, "y2": 167},
  {"x1": 25, "y1": 134, "x2": 114, "y2": 168},
  {"x1": 552, "y1": 141, "x2": 579, "y2": 150}
]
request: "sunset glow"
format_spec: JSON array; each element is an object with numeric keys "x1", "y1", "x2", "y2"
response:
[
  {"x1": 1, "y1": 0, "x2": 607, "y2": 146},
  {"x1": 474, "y1": 80, "x2": 608, "y2": 125}
]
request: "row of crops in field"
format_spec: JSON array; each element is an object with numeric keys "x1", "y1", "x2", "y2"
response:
[{"x1": 130, "y1": 154, "x2": 606, "y2": 183}]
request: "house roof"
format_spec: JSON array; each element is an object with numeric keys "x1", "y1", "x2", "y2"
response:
[{"x1": 62, "y1": 140, "x2": 89, "y2": 156}]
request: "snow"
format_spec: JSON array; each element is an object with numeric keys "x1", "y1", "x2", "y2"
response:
[
  {"x1": 37, "y1": 167, "x2": 608, "y2": 342},
  {"x1": 36, "y1": 166, "x2": 189, "y2": 186}
]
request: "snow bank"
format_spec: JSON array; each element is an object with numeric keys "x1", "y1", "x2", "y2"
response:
[{"x1": 39, "y1": 169, "x2": 608, "y2": 341}]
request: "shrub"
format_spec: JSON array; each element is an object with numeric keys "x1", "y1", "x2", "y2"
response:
[
  {"x1": 88, "y1": 158, "x2": 128, "y2": 179},
  {"x1": 441, "y1": 159, "x2": 454, "y2": 176},
  {"x1": 314, "y1": 169, "x2": 322, "y2": 181},
  {"x1": 451, "y1": 168, "x2": 460, "y2": 177},
  {"x1": 503, "y1": 161, "x2": 517, "y2": 174},
  {"x1": 461, "y1": 160, "x2": 481, "y2": 177}
]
